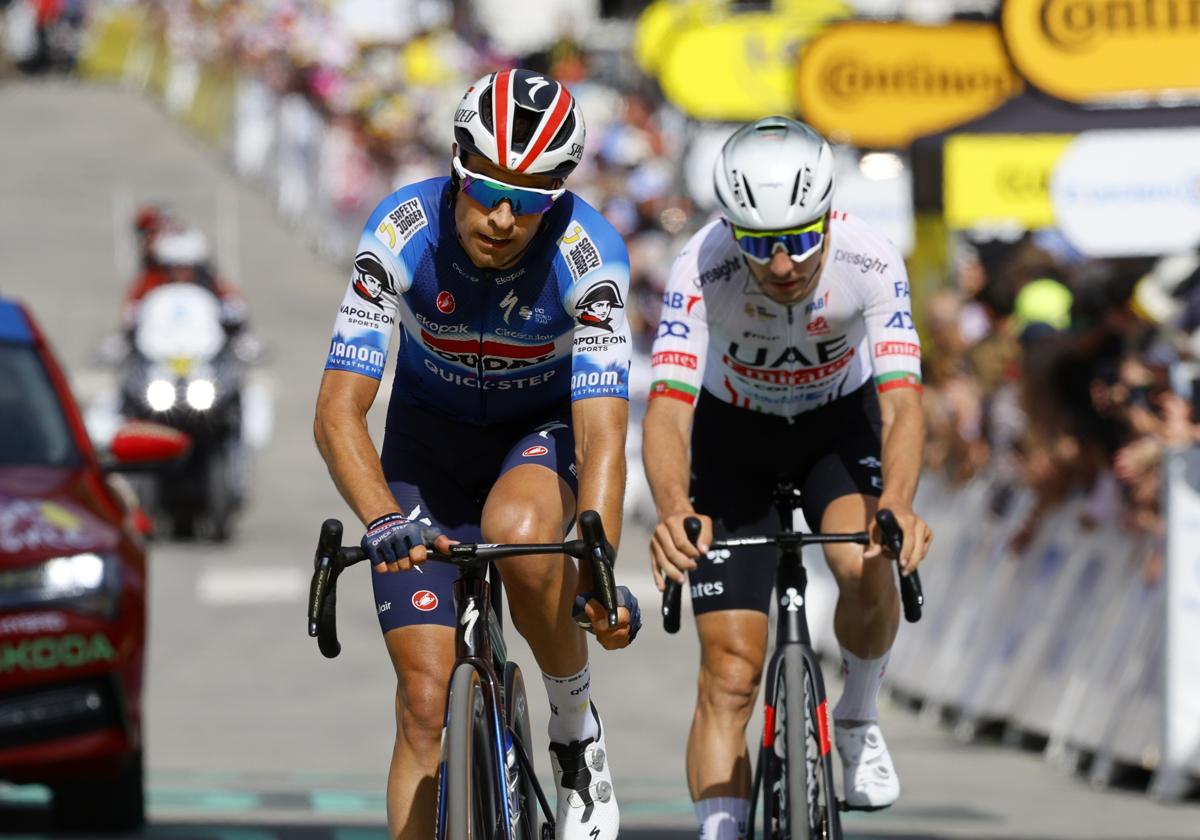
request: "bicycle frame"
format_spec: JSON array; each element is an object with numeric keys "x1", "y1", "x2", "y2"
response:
[{"x1": 748, "y1": 484, "x2": 844, "y2": 836}]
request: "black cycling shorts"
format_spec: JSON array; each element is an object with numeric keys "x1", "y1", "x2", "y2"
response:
[
  {"x1": 687, "y1": 385, "x2": 882, "y2": 616},
  {"x1": 371, "y1": 401, "x2": 576, "y2": 632}
]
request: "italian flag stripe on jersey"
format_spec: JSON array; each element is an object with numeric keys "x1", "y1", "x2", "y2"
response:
[
  {"x1": 650, "y1": 379, "x2": 698, "y2": 404},
  {"x1": 875, "y1": 371, "x2": 923, "y2": 393}
]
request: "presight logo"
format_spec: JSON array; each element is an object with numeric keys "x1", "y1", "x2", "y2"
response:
[{"x1": 352, "y1": 251, "x2": 396, "y2": 308}]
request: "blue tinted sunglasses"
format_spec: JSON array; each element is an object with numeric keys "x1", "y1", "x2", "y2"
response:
[
  {"x1": 453, "y1": 156, "x2": 564, "y2": 216},
  {"x1": 732, "y1": 218, "x2": 825, "y2": 264}
]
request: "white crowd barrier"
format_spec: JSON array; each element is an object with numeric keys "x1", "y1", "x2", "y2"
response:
[{"x1": 887, "y1": 462, "x2": 1200, "y2": 800}]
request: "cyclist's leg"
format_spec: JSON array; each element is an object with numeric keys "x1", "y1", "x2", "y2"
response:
[
  {"x1": 375, "y1": 412, "x2": 490, "y2": 839},
  {"x1": 382, "y1": 624, "x2": 453, "y2": 838},
  {"x1": 483, "y1": 415, "x2": 620, "y2": 837},
  {"x1": 687, "y1": 393, "x2": 779, "y2": 834},
  {"x1": 798, "y1": 387, "x2": 900, "y2": 808}
]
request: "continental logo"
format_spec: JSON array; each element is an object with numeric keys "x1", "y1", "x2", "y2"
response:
[
  {"x1": 795, "y1": 22, "x2": 1022, "y2": 149},
  {"x1": 1038, "y1": 0, "x2": 1200, "y2": 51},
  {"x1": 823, "y1": 58, "x2": 1016, "y2": 103},
  {"x1": 1002, "y1": 0, "x2": 1200, "y2": 102}
]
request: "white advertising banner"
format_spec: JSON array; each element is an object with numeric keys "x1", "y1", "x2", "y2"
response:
[
  {"x1": 1155, "y1": 447, "x2": 1200, "y2": 798},
  {"x1": 1050, "y1": 129, "x2": 1200, "y2": 258}
]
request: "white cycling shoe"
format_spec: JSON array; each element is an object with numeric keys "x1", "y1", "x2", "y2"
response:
[
  {"x1": 548, "y1": 703, "x2": 619, "y2": 840},
  {"x1": 834, "y1": 721, "x2": 900, "y2": 810}
]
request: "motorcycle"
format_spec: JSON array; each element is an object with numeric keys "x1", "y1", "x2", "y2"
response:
[{"x1": 118, "y1": 283, "x2": 248, "y2": 541}]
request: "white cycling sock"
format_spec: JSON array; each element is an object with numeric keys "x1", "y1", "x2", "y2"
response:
[
  {"x1": 694, "y1": 797, "x2": 749, "y2": 840},
  {"x1": 542, "y1": 664, "x2": 599, "y2": 744},
  {"x1": 833, "y1": 648, "x2": 890, "y2": 723}
]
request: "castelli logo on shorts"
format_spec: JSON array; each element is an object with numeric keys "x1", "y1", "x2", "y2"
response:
[
  {"x1": 412, "y1": 590, "x2": 439, "y2": 611},
  {"x1": 522, "y1": 445, "x2": 549, "y2": 457},
  {"x1": 436, "y1": 291, "x2": 456, "y2": 314}
]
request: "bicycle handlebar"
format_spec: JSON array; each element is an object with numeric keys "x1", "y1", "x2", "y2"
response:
[
  {"x1": 308, "y1": 510, "x2": 620, "y2": 658},
  {"x1": 875, "y1": 509, "x2": 924, "y2": 623},
  {"x1": 661, "y1": 508, "x2": 924, "y2": 634}
]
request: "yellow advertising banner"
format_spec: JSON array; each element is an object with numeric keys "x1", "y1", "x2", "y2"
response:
[
  {"x1": 794, "y1": 22, "x2": 1022, "y2": 149},
  {"x1": 656, "y1": 8, "x2": 847, "y2": 121},
  {"x1": 1001, "y1": 0, "x2": 1200, "y2": 103},
  {"x1": 943, "y1": 134, "x2": 1073, "y2": 230}
]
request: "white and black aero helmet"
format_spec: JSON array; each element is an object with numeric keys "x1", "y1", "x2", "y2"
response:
[
  {"x1": 454, "y1": 69, "x2": 586, "y2": 180},
  {"x1": 712, "y1": 116, "x2": 835, "y2": 230}
]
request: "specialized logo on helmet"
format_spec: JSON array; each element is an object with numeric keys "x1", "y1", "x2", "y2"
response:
[
  {"x1": 352, "y1": 252, "x2": 396, "y2": 308},
  {"x1": 575, "y1": 280, "x2": 625, "y2": 333}
]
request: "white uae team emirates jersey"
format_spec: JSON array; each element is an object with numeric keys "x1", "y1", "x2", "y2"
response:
[{"x1": 649, "y1": 211, "x2": 922, "y2": 418}]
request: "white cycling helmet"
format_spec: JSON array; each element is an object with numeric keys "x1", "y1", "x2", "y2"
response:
[
  {"x1": 454, "y1": 69, "x2": 586, "y2": 180},
  {"x1": 713, "y1": 116, "x2": 835, "y2": 230},
  {"x1": 153, "y1": 227, "x2": 210, "y2": 267}
]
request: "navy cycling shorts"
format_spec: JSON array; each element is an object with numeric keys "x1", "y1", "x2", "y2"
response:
[
  {"x1": 687, "y1": 385, "x2": 882, "y2": 616},
  {"x1": 370, "y1": 402, "x2": 576, "y2": 632}
]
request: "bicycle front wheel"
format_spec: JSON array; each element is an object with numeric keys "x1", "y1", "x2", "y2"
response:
[
  {"x1": 764, "y1": 645, "x2": 842, "y2": 840},
  {"x1": 444, "y1": 663, "x2": 501, "y2": 839}
]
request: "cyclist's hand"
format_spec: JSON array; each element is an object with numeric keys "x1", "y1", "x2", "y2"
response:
[
  {"x1": 649, "y1": 511, "x2": 713, "y2": 591},
  {"x1": 574, "y1": 586, "x2": 641, "y2": 650},
  {"x1": 361, "y1": 513, "x2": 453, "y2": 573},
  {"x1": 867, "y1": 504, "x2": 932, "y2": 575}
]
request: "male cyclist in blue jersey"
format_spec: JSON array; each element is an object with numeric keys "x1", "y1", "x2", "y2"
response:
[
  {"x1": 314, "y1": 69, "x2": 636, "y2": 840},
  {"x1": 643, "y1": 117, "x2": 932, "y2": 838}
]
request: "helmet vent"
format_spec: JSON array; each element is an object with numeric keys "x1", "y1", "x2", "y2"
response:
[{"x1": 740, "y1": 174, "x2": 757, "y2": 208}]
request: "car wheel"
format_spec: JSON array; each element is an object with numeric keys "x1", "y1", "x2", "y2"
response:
[{"x1": 52, "y1": 749, "x2": 145, "y2": 832}]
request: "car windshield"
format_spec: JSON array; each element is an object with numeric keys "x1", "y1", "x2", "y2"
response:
[{"x1": 0, "y1": 344, "x2": 81, "y2": 467}]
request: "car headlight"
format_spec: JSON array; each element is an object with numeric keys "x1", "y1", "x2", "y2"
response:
[
  {"x1": 0, "y1": 552, "x2": 121, "y2": 618},
  {"x1": 186, "y1": 378, "x2": 216, "y2": 410},
  {"x1": 146, "y1": 379, "x2": 176, "y2": 412}
]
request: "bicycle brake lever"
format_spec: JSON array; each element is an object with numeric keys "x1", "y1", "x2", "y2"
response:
[{"x1": 579, "y1": 510, "x2": 619, "y2": 628}]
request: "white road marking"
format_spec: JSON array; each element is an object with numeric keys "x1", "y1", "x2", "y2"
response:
[{"x1": 197, "y1": 566, "x2": 308, "y2": 605}]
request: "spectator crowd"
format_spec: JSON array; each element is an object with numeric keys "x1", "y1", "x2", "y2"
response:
[{"x1": 15, "y1": 0, "x2": 1200, "y2": 559}]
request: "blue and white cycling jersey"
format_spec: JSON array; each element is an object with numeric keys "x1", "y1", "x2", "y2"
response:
[{"x1": 324, "y1": 177, "x2": 632, "y2": 425}]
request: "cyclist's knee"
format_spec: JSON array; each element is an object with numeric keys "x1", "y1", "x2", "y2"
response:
[
  {"x1": 697, "y1": 640, "x2": 763, "y2": 720},
  {"x1": 396, "y1": 671, "x2": 448, "y2": 747}
]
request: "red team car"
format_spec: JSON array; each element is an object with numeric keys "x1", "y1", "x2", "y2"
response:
[{"x1": 0, "y1": 297, "x2": 187, "y2": 830}]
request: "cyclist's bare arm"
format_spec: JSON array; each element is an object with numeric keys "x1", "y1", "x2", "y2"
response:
[
  {"x1": 643, "y1": 396, "x2": 711, "y2": 586},
  {"x1": 873, "y1": 386, "x2": 931, "y2": 571},
  {"x1": 573, "y1": 395, "x2": 628, "y2": 555},
  {"x1": 313, "y1": 369, "x2": 401, "y2": 526}
]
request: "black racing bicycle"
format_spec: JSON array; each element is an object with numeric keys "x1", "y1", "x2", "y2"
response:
[
  {"x1": 662, "y1": 482, "x2": 924, "y2": 840},
  {"x1": 306, "y1": 510, "x2": 622, "y2": 840}
]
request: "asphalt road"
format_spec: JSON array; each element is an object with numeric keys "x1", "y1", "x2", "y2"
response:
[{"x1": 1, "y1": 79, "x2": 1198, "y2": 839}]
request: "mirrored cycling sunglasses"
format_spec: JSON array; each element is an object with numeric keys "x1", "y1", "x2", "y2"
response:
[
  {"x1": 732, "y1": 218, "x2": 826, "y2": 264},
  {"x1": 453, "y1": 156, "x2": 564, "y2": 216}
]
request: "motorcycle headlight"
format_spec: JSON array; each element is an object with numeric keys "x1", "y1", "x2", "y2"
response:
[
  {"x1": 0, "y1": 552, "x2": 121, "y2": 618},
  {"x1": 146, "y1": 379, "x2": 176, "y2": 412},
  {"x1": 186, "y1": 378, "x2": 216, "y2": 410}
]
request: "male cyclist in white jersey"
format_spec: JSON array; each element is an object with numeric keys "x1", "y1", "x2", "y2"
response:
[{"x1": 642, "y1": 116, "x2": 932, "y2": 838}]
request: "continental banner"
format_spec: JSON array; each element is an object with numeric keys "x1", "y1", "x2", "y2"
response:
[
  {"x1": 794, "y1": 22, "x2": 1022, "y2": 149},
  {"x1": 655, "y1": 7, "x2": 847, "y2": 121},
  {"x1": 1002, "y1": 0, "x2": 1200, "y2": 104},
  {"x1": 943, "y1": 134, "x2": 1073, "y2": 230}
]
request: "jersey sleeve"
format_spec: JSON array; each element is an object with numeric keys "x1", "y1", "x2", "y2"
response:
[
  {"x1": 858, "y1": 244, "x2": 922, "y2": 395},
  {"x1": 559, "y1": 219, "x2": 632, "y2": 401},
  {"x1": 648, "y1": 240, "x2": 709, "y2": 406},
  {"x1": 323, "y1": 191, "x2": 423, "y2": 380}
]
